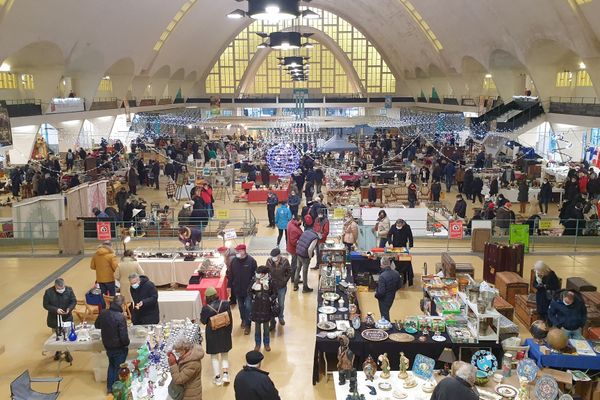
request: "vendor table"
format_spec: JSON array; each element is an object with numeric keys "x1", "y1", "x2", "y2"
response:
[
  {"x1": 340, "y1": 174, "x2": 361, "y2": 182},
  {"x1": 186, "y1": 274, "x2": 229, "y2": 305},
  {"x1": 247, "y1": 188, "x2": 289, "y2": 203},
  {"x1": 158, "y1": 290, "x2": 201, "y2": 321},
  {"x1": 137, "y1": 257, "x2": 204, "y2": 286},
  {"x1": 350, "y1": 251, "x2": 414, "y2": 287},
  {"x1": 525, "y1": 338, "x2": 600, "y2": 370},
  {"x1": 43, "y1": 326, "x2": 148, "y2": 354}
]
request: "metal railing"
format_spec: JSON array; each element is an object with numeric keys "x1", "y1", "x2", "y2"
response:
[{"x1": 0, "y1": 209, "x2": 257, "y2": 255}]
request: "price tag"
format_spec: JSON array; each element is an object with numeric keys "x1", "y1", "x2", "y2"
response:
[{"x1": 223, "y1": 228, "x2": 237, "y2": 240}]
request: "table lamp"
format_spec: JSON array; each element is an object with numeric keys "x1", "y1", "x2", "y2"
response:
[{"x1": 438, "y1": 348, "x2": 456, "y2": 376}]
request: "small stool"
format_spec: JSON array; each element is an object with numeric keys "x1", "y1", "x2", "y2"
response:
[{"x1": 566, "y1": 277, "x2": 597, "y2": 293}]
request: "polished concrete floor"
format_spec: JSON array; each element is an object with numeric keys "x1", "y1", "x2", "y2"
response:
[{"x1": 1, "y1": 179, "x2": 599, "y2": 399}]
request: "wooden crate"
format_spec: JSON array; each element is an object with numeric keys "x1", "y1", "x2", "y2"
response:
[{"x1": 515, "y1": 294, "x2": 539, "y2": 327}]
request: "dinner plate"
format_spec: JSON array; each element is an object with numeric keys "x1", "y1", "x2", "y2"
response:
[
  {"x1": 361, "y1": 329, "x2": 389, "y2": 342},
  {"x1": 337, "y1": 307, "x2": 349, "y2": 313},
  {"x1": 317, "y1": 321, "x2": 337, "y2": 331},
  {"x1": 517, "y1": 359, "x2": 538, "y2": 382},
  {"x1": 495, "y1": 384, "x2": 518, "y2": 398},
  {"x1": 318, "y1": 306, "x2": 337, "y2": 314},
  {"x1": 392, "y1": 391, "x2": 408, "y2": 399},
  {"x1": 534, "y1": 375, "x2": 559, "y2": 400},
  {"x1": 431, "y1": 335, "x2": 446, "y2": 342},
  {"x1": 388, "y1": 333, "x2": 415, "y2": 342},
  {"x1": 322, "y1": 292, "x2": 340, "y2": 302}
]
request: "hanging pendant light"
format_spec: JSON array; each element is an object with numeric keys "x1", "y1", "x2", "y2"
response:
[{"x1": 228, "y1": 0, "x2": 318, "y2": 21}]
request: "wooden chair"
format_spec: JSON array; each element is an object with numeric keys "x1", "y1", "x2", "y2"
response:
[
  {"x1": 103, "y1": 294, "x2": 114, "y2": 310},
  {"x1": 73, "y1": 300, "x2": 98, "y2": 323}
]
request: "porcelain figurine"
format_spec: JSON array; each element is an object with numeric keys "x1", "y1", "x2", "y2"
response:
[
  {"x1": 337, "y1": 335, "x2": 355, "y2": 385},
  {"x1": 517, "y1": 379, "x2": 530, "y2": 400},
  {"x1": 378, "y1": 353, "x2": 391, "y2": 379},
  {"x1": 362, "y1": 355, "x2": 377, "y2": 381},
  {"x1": 398, "y1": 352, "x2": 409, "y2": 379}
]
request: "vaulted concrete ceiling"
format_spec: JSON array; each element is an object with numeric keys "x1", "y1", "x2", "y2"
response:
[{"x1": 0, "y1": 0, "x2": 598, "y2": 84}]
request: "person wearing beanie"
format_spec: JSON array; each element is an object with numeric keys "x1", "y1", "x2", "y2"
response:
[
  {"x1": 375, "y1": 257, "x2": 402, "y2": 321},
  {"x1": 234, "y1": 351, "x2": 280, "y2": 400},
  {"x1": 266, "y1": 248, "x2": 292, "y2": 329},
  {"x1": 200, "y1": 286, "x2": 233, "y2": 386},
  {"x1": 249, "y1": 265, "x2": 275, "y2": 352}
]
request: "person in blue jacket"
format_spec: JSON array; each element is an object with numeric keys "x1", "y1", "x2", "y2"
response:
[
  {"x1": 547, "y1": 289, "x2": 587, "y2": 339},
  {"x1": 275, "y1": 201, "x2": 292, "y2": 247}
]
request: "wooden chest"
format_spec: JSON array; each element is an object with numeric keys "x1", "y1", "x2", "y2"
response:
[
  {"x1": 566, "y1": 277, "x2": 597, "y2": 293},
  {"x1": 582, "y1": 291, "x2": 600, "y2": 312},
  {"x1": 496, "y1": 272, "x2": 529, "y2": 306},
  {"x1": 494, "y1": 296, "x2": 514, "y2": 321},
  {"x1": 483, "y1": 242, "x2": 524, "y2": 283},
  {"x1": 515, "y1": 294, "x2": 539, "y2": 327}
]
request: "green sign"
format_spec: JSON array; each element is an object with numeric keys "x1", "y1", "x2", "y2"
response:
[{"x1": 509, "y1": 224, "x2": 530, "y2": 253}]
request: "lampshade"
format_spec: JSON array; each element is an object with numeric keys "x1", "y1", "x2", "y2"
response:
[
  {"x1": 269, "y1": 31, "x2": 301, "y2": 49},
  {"x1": 248, "y1": 0, "x2": 299, "y2": 21},
  {"x1": 438, "y1": 348, "x2": 456, "y2": 364}
]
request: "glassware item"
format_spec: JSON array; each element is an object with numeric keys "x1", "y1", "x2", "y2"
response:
[
  {"x1": 364, "y1": 312, "x2": 376, "y2": 328},
  {"x1": 68, "y1": 323, "x2": 78, "y2": 342},
  {"x1": 502, "y1": 353, "x2": 513, "y2": 378},
  {"x1": 118, "y1": 362, "x2": 131, "y2": 383}
]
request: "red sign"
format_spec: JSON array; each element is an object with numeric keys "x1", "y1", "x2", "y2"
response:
[
  {"x1": 96, "y1": 222, "x2": 112, "y2": 241},
  {"x1": 449, "y1": 220, "x2": 463, "y2": 239}
]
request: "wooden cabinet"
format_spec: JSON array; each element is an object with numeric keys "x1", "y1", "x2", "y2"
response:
[
  {"x1": 496, "y1": 272, "x2": 529, "y2": 307},
  {"x1": 483, "y1": 242, "x2": 524, "y2": 283}
]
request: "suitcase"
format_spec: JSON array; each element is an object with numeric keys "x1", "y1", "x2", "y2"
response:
[
  {"x1": 496, "y1": 272, "x2": 529, "y2": 307},
  {"x1": 515, "y1": 294, "x2": 539, "y2": 327},
  {"x1": 582, "y1": 291, "x2": 600, "y2": 312},
  {"x1": 483, "y1": 242, "x2": 524, "y2": 283},
  {"x1": 566, "y1": 277, "x2": 597, "y2": 293}
]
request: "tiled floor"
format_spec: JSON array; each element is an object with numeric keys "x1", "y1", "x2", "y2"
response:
[{"x1": 0, "y1": 179, "x2": 598, "y2": 399}]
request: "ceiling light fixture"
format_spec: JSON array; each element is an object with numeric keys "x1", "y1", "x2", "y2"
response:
[
  {"x1": 255, "y1": 31, "x2": 313, "y2": 50},
  {"x1": 226, "y1": 9, "x2": 246, "y2": 19},
  {"x1": 579, "y1": 61, "x2": 586, "y2": 70},
  {"x1": 228, "y1": 0, "x2": 318, "y2": 21}
]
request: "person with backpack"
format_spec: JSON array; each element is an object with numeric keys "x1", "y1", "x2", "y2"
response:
[
  {"x1": 274, "y1": 201, "x2": 292, "y2": 247},
  {"x1": 200, "y1": 287, "x2": 233, "y2": 386}
]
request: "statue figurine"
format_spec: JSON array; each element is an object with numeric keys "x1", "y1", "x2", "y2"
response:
[
  {"x1": 517, "y1": 379, "x2": 530, "y2": 400},
  {"x1": 398, "y1": 352, "x2": 409, "y2": 379},
  {"x1": 337, "y1": 335, "x2": 355, "y2": 385},
  {"x1": 147, "y1": 380, "x2": 155, "y2": 397},
  {"x1": 362, "y1": 355, "x2": 377, "y2": 381},
  {"x1": 378, "y1": 353, "x2": 391, "y2": 379}
]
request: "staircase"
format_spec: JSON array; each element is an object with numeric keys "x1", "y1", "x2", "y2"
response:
[{"x1": 471, "y1": 98, "x2": 545, "y2": 134}]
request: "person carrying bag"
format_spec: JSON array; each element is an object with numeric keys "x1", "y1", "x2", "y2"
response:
[{"x1": 200, "y1": 287, "x2": 233, "y2": 386}]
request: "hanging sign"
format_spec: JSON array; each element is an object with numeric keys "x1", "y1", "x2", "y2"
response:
[
  {"x1": 509, "y1": 224, "x2": 530, "y2": 253},
  {"x1": 96, "y1": 222, "x2": 112, "y2": 241},
  {"x1": 215, "y1": 209, "x2": 230, "y2": 220},
  {"x1": 333, "y1": 208, "x2": 346, "y2": 219},
  {"x1": 449, "y1": 220, "x2": 463, "y2": 239}
]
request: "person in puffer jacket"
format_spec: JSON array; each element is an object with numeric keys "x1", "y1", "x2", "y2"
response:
[
  {"x1": 374, "y1": 257, "x2": 402, "y2": 321},
  {"x1": 548, "y1": 289, "x2": 587, "y2": 339}
]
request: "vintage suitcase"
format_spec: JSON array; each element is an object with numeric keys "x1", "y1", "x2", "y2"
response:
[
  {"x1": 582, "y1": 291, "x2": 600, "y2": 312},
  {"x1": 515, "y1": 294, "x2": 539, "y2": 327},
  {"x1": 483, "y1": 242, "x2": 524, "y2": 283},
  {"x1": 471, "y1": 229, "x2": 491, "y2": 253},
  {"x1": 494, "y1": 296, "x2": 514, "y2": 321},
  {"x1": 496, "y1": 272, "x2": 529, "y2": 307}
]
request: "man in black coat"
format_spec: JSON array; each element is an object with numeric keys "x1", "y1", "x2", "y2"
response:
[
  {"x1": 43, "y1": 278, "x2": 77, "y2": 361},
  {"x1": 129, "y1": 274, "x2": 159, "y2": 325},
  {"x1": 151, "y1": 160, "x2": 160, "y2": 190},
  {"x1": 229, "y1": 244, "x2": 258, "y2": 334},
  {"x1": 95, "y1": 295, "x2": 130, "y2": 394},
  {"x1": 234, "y1": 351, "x2": 280, "y2": 400},
  {"x1": 387, "y1": 219, "x2": 414, "y2": 248},
  {"x1": 430, "y1": 362, "x2": 478, "y2": 400},
  {"x1": 375, "y1": 257, "x2": 402, "y2": 321},
  {"x1": 453, "y1": 194, "x2": 467, "y2": 219}
]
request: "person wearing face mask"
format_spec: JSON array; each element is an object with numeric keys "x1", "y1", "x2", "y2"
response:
[
  {"x1": 532, "y1": 261, "x2": 560, "y2": 321},
  {"x1": 548, "y1": 290, "x2": 587, "y2": 339},
  {"x1": 43, "y1": 278, "x2": 77, "y2": 361},
  {"x1": 287, "y1": 190, "x2": 300, "y2": 217},
  {"x1": 342, "y1": 212, "x2": 359, "y2": 253},
  {"x1": 266, "y1": 248, "x2": 292, "y2": 329},
  {"x1": 129, "y1": 273, "x2": 159, "y2": 325},
  {"x1": 230, "y1": 244, "x2": 258, "y2": 335},
  {"x1": 249, "y1": 266, "x2": 276, "y2": 352},
  {"x1": 373, "y1": 210, "x2": 390, "y2": 248},
  {"x1": 387, "y1": 219, "x2": 414, "y2": 249},
  {"x1": 275, "y1": 201, "x2": 292, "y2": 247},
  {"x1": 539, "y1": 178, "x2": 553, "y2": 215}
]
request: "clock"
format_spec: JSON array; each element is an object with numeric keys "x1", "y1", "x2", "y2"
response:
[{"x1": 470, "y1": 349, "x2": 498, "y2": 377}]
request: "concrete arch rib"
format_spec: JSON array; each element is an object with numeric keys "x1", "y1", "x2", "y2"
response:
[{"x1": 237, "y1": 26, "x2": 367, "y2": 97}]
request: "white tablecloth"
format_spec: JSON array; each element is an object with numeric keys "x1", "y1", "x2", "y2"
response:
[
  {"x1": 42, "y1": 327, "x2": 148, "y2": 353},
  {"x1": 158, "y1": 291, "x2": 201, "y2": 321},
  {"x1": 138, "y1": 259, "x2": 201, "y2": 286}
]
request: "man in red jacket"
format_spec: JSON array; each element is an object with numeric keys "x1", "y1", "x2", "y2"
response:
[{"x1": 286, "y1": 216, "x2": 303, "y2": 285}]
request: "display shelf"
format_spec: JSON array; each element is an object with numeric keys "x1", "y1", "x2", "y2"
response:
[{"x1": 457, "y1": 291, "x2": 501, "y2": 343}]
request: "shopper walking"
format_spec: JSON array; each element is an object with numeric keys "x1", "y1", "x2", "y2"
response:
[
  {"x1": 373, "y1": 210, "x2": 390, "y2": 248},
  {"x1": 90, "y1": 241, "x2": 119, "y2": 298},
  {"x1": 234, "y1": 351, "x2": 280, "y2": 400},
  {"x1": 286, "y1": 216, "x2": 303, "y2": 284},
  {"x1": 342, "y1": 212, "x2": 359, "y2": 253},
  {"x1": 287, "y1": 190, "x2": 300, "y2": 217},
  {"x1": 518, "y1": 179, "x2": 529, "y2": 214},
  {"x1": 200, "y1": 287, "x2": 233, "y2": 386},
  {"x1": 539, "y1": 178, "x2": 552, "y2": 215},
  {"x1": 266, "y1": 248, "x2": 292, "y2": 329},
  {"x1": 114, "y1": 250, "x2": 145, "y2": 304},
  {"x1": 294, "y1": 228, "x2": 319, "y2": 292},
  {"x1": 249, "y1": 266, "x2": 276, "y2": 352},
  {"x1": 229, "y1": 244, "x2": 257, "y2": 335},
  {"x1": 375, "y1": 258, "x2": 402, "y2": 321},
  {"x1": 94, "y1": 295, "x2": 130, "y2": 395},
  {"x1": 275, "y1": 201, "x2": 292, "y2": 247},
  {"x1": 217, "y1": 245, "x2": 237, "y2": 305},
  {"x1": 129, "y1": 273, "x2": 160, "y2": 325}
]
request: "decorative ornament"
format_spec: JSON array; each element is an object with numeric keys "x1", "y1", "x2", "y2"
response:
[{"x1": 266, "y1": 143, "x2": 301, "y2": 176}]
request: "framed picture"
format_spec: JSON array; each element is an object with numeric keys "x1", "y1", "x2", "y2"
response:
[{"x1": 218, "y1": 159, "x2": 227, "y2": 168}]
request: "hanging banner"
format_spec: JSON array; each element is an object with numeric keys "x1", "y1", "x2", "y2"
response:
[
  {"x1": 449, "y1": 220, "x2": 463, "y2": 239},
  {"x1": 96, "y1": 221, "x2": 112, "y2": 241},
  {"x1": 0, "y1": 106, "x2": 13, "y2": 148},
  {"x1": 509, "y1": 224, "x2": 530, "y2": 253}
]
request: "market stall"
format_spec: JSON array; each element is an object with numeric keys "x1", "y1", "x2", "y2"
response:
[
  {"x1": 65, "y1": 180, "x2": 108, "y2": 220},
  {"x1": 247, "y1": 185, "x2": 289, "y2": 203},
  {"x1": 157, "y1": 290, "x2": 201, "y2": 321},
  {"x1": 12, "y1": 194, "x2": 65, "y2": 239},
  {"x1": 350, "y1": 250, "x2": 414, "y2": 287}
]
